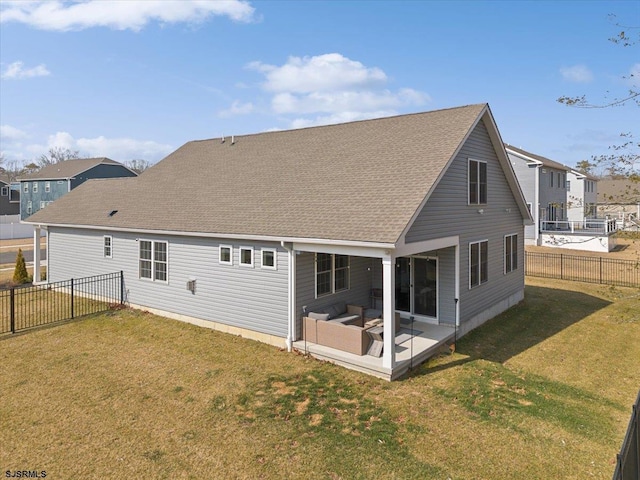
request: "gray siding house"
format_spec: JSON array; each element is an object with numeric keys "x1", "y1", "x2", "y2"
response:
[
  {"x1": 26, "y1": 104, "x2": 531, "y2": 380},
  {"x1": 18, "y1": 158, "x2": 137, "y2": 220},
  {"x1": 1, "y1": 178, "x2": 20, "y2": 216},
  {"x1": 507, "y1": 145, "x2": 571, "y2": 245},
  {"x1": 566, "y1": 168, "x2": 598, "y2": 222},
  {"x1": 506, "y1": 145, "x2": 615, "y2": 251}
]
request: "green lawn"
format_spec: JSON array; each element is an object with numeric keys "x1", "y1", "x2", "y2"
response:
[{"x1": 1, "y1": 277, "x2": 638, "y2": 479}]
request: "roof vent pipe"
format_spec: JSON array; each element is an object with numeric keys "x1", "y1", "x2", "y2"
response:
[
  {"x1": 221, "y1": 135, "x2": 225, "y2": 144},
  {"x1": 231, "y1": 135, "x2": 235, "y2": 145}
]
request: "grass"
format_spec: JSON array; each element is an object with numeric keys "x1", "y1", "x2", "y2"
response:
[{"x1": 1, "y1": 277, "x2": 639, "y2": 479}]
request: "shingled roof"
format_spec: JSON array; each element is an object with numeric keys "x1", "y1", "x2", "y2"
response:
[
  {"x1": 505, "y1": 144, "x2": 570, "y2": 172},
  {"x1": 598, "y1": 179, "x2": 640, "y2": 204},
  {"x1": 27, "y1": 104, "x2": 521, "y2": 244},
  {"x1": 18, "y1": 157, "x2": 127, "y2": 181}
]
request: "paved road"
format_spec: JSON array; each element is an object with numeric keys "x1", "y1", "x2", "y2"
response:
[{"x1": 0, "y1": 248, "x2": 47, "y2": 265}]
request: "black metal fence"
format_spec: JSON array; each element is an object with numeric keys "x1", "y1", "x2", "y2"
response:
[
  {"x1": 613, "y1": 389, "x2": 640, "y2": 480},
  {"x1": 525, "y1": 252, "x2": 640, "y2": 288},
  {"x1": 0, "y1": 271, "x2": 124, "y2": 334}
]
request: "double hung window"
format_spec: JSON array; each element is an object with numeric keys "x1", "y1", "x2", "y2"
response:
[
  {"x1": 468, "y1": 159, "x2": 487, "y2": 204},
  {"x1": 139, "y1": 240, "x2": 168, "y2": 282},
  {"x1": 470, "y1": 240, "x2": 488, "y2": 288}
]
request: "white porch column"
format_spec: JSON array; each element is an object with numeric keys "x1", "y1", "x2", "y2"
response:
[
  {"x1": 33, "y1": 226, "x2": 41, "y2": 284},
  {"x1": 382, "y1": 255, "x2": 396, "y2": 370}
]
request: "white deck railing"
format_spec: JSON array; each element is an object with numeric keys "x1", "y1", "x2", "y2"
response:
[{"x1": 540, "y1": 218, "x2": 617, "y2": 235}]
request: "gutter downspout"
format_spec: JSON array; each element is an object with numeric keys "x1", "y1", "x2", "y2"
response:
[{"x1": 281, "y1": 241, "x2": 295, "y2": 352}]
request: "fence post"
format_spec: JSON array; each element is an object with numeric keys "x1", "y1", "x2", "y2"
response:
[
  {"x1": 10, "y1": 288, "x2": 15, "y2": 334},
  {"x1": 599, "y1": 257, "x2": 603, "y2": 284},
  {"x1": 70, "y1": 278, "x2": 74, "y2": 319},
  {"x1": 120, "y1": 270, "x2": 124, "y2": 305},
  {"x1": 560, "y1": 254, "x2": 564, "y2": 280}
]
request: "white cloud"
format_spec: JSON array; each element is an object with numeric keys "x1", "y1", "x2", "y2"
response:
[
  {"x1": 48, "y1": 132, "x2": 174, "y2": 161},
  {"x1": 560, "y1": 64, "x2": 593, "y2": 83},
  {"x1": 248, "y1": 53, "x2": 387, "y2": 93},
  {"x1": 1, "y1": 61, "x2": 50, "y2": 79},
  {"x1": 0, "y1": 124, "x2": 28, "y2": 140},
  {"x1": 247, "y1": 53, "x2": 430, "y2": 129},
  {"x1": 218, "y1": 100, "x2": 254, "y2": 118},
  {"x1": 0, "y1": 0, "x2": 256, "y2": 32}
]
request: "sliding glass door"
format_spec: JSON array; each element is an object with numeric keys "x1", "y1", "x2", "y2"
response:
[{"x1": 395, "y1": 256, "x2": 437, "y2": 319}]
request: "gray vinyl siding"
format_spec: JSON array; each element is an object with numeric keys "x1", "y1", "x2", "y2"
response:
[
  {"x1": 435, "y1": 247, "x2": 456, "y2": 325},
  {"x1": 47, "y1": 227, "x2": 289, "y2": 337},
  {"x1": 405, "y1": 120, "x2": 525, "y2": 325},
  {"x1": 0, "y1": 181, "x2": 20, "y2": 215},
  {"x1": 508, "y1": 153, "x2": 538, "y2": 241},
  {"x1": 539, "y1": 168, "x2": 567, "y2": 220},
  {"x1": 294, "y1": 252, "x2": 372, "y2": 340}
]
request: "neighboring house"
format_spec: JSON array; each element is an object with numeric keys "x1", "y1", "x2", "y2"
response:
[
  {"x1": 0, "y1": 177, "x2": 20, "y2": 215},
  {"x1": 597, "y1": 179, "x2": 640, "y2": 231},
  {"x1": 26, "y1": 104, "x2": 532, "y2": 380},
  {"x1": 0, "y1": 178, "x2": 29, "y2": 240},
  {"x1": 506, "y1": 145, "x2": 570, "y2": 245},
  {"x1": 506, "y1": 145, "x2": 614, "y2": 252},
  {"x1": 18, "y1": 158, "x2": 138, "y2": 220},
  {"x1": 566, "y1": 168, "x2": 598, "y2": 222}
]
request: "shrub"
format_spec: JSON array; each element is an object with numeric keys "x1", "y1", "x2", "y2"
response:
[{"x1": 13, "y1": 249, "x2": 30, "y2": 284}]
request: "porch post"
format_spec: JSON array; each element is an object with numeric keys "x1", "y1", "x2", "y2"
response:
[
  {"x1": 33, "y1": 226, "x2": 41, "y2": 284},
  {"x1": 382, "y1": 255, "x2": 396, "y2": 370}
]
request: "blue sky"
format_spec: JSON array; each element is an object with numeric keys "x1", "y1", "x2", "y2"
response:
[{"x1": 0, "y1": 0, "x2": 638, "y2": 169}]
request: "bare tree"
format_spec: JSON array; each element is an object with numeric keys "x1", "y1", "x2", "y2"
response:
[
  {"x1": 125, "y1": 159, "x2": 152, "y2": 174},
  {"x1": 557, "y1": 15, "x2": 639, "y2": 179},
  {"x1": 37, "y1": 147, "x2": 80, "y2": 168}
]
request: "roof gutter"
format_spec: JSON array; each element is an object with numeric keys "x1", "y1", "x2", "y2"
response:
[{"x1": 24, "y1": 221, "x2": 397, "y2": 250}]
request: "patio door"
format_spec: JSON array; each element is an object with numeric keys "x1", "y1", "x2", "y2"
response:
[{"x1": 395, "y1": 256, "x2": 437, "y2": 320}]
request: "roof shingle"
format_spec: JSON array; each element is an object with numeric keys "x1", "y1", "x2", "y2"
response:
[
  {"x1": 18, "y1": 157, "x2": 125, "y2": 181},
  {"x1": 27, "y1": 104, "x2": 490, "y2": 244}
]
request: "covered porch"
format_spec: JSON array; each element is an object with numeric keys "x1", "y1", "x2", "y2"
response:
[
  {"x1": 287, "y1": 235, "x2": 461, "y2": 380},
  {"x1": 292, "y1": 319, "x2": 455, "y2": 380}
]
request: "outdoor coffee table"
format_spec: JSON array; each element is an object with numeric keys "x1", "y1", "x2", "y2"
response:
[{"x1": 366, "y1": 326, "x2": 383, "y2": 357}]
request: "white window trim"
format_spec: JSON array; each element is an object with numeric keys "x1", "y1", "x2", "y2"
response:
[
  {"x1": 468, "y1": 158, "x2": 487, "y2": 205},
  {"x1": 45, "y1": 181, "x2": 51, "y2": 192},
  {"x1": 1, "y1": 186, "x2": 8, "y2": 196},
  {"x1": 469, "y1": 239, "x2": 489, "y2": 289},
  {"x1": 26, "y1": 201, "x2": 32, "y2": 214},
  {"x1": 139, "y1": 239, "x2": 169, "y2": 283},
  {"x1": 315, "y1": 253, "x2": 351, "y2": 298},
  {"x1": 40, "y1": 201, "x2": 46, "y2": 209},
  {"x1": 261, "y1": 248, "x2": 277, "y2": 270},
  {"x1": 32, "y1": 182, "x2": 38, "y2": 193},
  {"x1": 23, "y1": 183, "x2": 28, "y2": 193},
  {"x1": 504, "y1": 233, "x2": 518, "y2": 274},
  {"x1": 239, "y1": 246, "x2": 254, "y2": 268},
  {"x1": 219, "y1": 245, "x2": 233, "y2": 265},
  {"x1": 104, "y1": 235, "x2": 113, "y2": 259}
]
